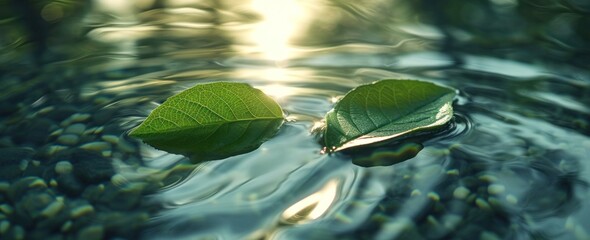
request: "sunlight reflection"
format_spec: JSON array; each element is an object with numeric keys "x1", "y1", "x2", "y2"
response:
[
  {"x1": 257, "y1": 84, "x2": 298, "y2": 101},
  {"x1": 330, "y1": 96, "x2": 340, "y2": 104},
  {"x1": 233, "y1": 68, "x2": 295, "y2": 82},
  {"x1": 92, "y1": 0, "x2": 137, "y2": 23},
  {"x1": 262, "y1": 68, "x2": 289, "y2": 81},
  {"x1": 235, "y1": 67, "x2": 316, "y2": 101},
  {"x1": 281, "y1": 179, "x2": 339, "y2": 224},
  {"x1": 249, "y1": 0, "x2": 304, "y2": 61}
]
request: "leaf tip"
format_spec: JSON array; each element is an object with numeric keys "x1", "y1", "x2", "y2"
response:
[
  {"x1": 127, "y1": 125, "x2": 143, "y2": 139},
  {"x1": 127, "y1": 130, "x2": 138, "y2": 139}
]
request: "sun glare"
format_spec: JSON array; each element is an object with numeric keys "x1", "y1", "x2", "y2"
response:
[
  {"x1": 257, "y1": 84, "x2": 298, "y2": 101},
  {"x1": 249, "y1": 0, "x2": 304, "y2": 61}
]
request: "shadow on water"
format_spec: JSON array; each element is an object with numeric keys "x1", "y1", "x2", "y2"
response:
[
  {"x1": 346, "y1": 142, "x2": 424, "y2": 167},
  {"x1": 1, "y1": 0, "x2": 590, "y2": 240}
]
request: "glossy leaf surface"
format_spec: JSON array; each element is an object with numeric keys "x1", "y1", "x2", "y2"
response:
[
  {"x1": 324, "y1": 79, "x2": 456, "y2": 152},
  {"x1": 130, "y1": 82, "x2": 284, "y2": 162}
]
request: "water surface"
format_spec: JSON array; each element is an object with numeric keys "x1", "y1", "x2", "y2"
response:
[{"x1": 1, "y1": 0, "x2": 589, "y2": 239}]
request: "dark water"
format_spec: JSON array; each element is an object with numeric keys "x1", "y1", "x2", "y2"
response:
[{"x1": 1, "y1": 0, "x2": 589, "y2": 239}]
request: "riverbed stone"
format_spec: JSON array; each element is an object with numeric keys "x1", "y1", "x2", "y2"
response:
[
  {"x1": 101, "y1": 150, "x2": 112, "y2": 157},
  {"x1": 56, "y1": 173, "x2": 84, "y2": 196},
  {"x1": 76, "y1": 225, "x2": 103, "y2": 240},
  {"x1": 44, "y1": 106, "x2": 79, "y2": 122},
  {"x1": 92, "y1": 109, "x2": 114, "y2": 125},
  {"x1": 36, "y1": 201, "x2": 71, "y2": 232},
  {"x1": 99, "y1": 182, "x2": 145, "y2": 211},
  {"x1": 69, "y1": 113, "x2": 91, "y2": 123},
  {"x1": 64, "y1": 123, "x2": 86, "y2": 135},
  {"x1": 57, "y1": 134, "x2": 79, "y2": 146},
  {"x1": 475, "y1": 198, "x2": 492, "y2": 211},
  {"x1": 49, "y1": 178, "x2": 59, "y2": 188},
  {"x1": 480, "y1": 231, "x2": 501, "y2": 240},
  {"x1": 453, "y1": 186, "x2": 470, "y2": 200},
  {"x1": 100, "y1": 135, "x2": 119, "y2": 144},
  {"x1": 377, "y1": 217, "x2": 423, "y2": 240},
  {"x1": 43, "y1": 145, "x2": 69, "y2": 157},
  {"x1": 93, "y1": 126, "x2": 104, "y2": 134},
  {"x1": 28, "y1": 230, "x2": 64, "y2": 240},
  {"x1": 110, "y1": 174, "x2": 128, "y2": 186},
  {"x1": 72, "y1": 150, "x2": 115, "y2": 184},
  {"x1": 79, "y1": 142, "x2": 111, "y2": 152},
  {"x1": 0, "y1": 182, "x2": 9, "y2": 193},
  {"x1": 12, "y1": 118, "x2": 54, "y2": 145},
  {"x1": 478, "y1": 175, "x2": 498, "y2": 183},
  {"x1": 10, "y1": 224, "x2": 25, "y2": 240},
  {"x1": 54, "y1": 161, "x2": 74, "y2": 175},
  {"x1": 70, "y1": 204, "x2": 95, "y2": 219},
  {"x1": 487, "y1": 184, "x2": 505, "y2": 195},
  {"x1": 0, "y1": 204, "x2": 13, "y2": 215},
  {"x1": 16, "y1": 191, "x2": 54, "y2": 220},
  {"x1": 8, "y1": 177, "x2": 47, "y2": 201},
  {"x1": 117, "y1": 138, "x2": 136, "y2": 153},
  {"x1": 81, "y1": 184, "x2": 105, "y2": 202},
  {"x1": 0, "y1": 148, "x2": 35, "y2": 164},
  {"x1": 60, "y1": 220, "x2": 72, "y2": 232},
  {"x1": 40, "y1": 200, "x2": 65, "y2": 218},
  {"x1": 0, "y1": 220, "x2": 9, "y2": 234},
  {"x1": 427, "y1": 192, "x2": 440, "y2": 202},
  {"x1": 0, "y1": 137, "x2": 13, "y2": 148},
  {"x1": 0, "y1": 148, "x2": 35, "y2": 180},
  {"x1": 98, "y1": 211, "x2": 149, "y2": 239},
  {"x1": 505, "y1": 194, "x2": 518, "y2": 205},
  {"x1": 18, "y1": 160, "x2": 29, "y2": 172},
  {"x1": 441, "y1": 214, "x2": 462, "y2": 230}
]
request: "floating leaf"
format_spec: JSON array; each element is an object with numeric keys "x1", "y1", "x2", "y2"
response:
[
  {"x1": 129, "y1": 82, "x2": 284, "y2": 162},
  {"x1": 324, "y1": 79, "x2": 456, "y2": 152}
]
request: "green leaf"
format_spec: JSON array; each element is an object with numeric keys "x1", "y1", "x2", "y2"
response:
[
  {"x1": 129, "y1": 82, "x2": 284, "y2": 162},
  {"x1": 324, "y1": 79, "x2": 456, "y2": 152}
]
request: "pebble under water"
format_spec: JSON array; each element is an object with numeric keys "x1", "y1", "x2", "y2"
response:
[{"x1": 1, "y1": 0, "x2": 589, "y2": 240}]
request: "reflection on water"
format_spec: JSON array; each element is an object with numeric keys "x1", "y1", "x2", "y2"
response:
[
  {"x1": 281, "y1": 179, "x2": 339, "y2": 225},
  {"x1": 1, "y1": 0, "x2": 590, "y2": 239},
  {"x1": 248, "y1": 0, "x2": 303, "y2": 61}
]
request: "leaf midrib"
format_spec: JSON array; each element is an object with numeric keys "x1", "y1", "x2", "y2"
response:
[{"x1": 132, "y1": 117, "x2": 283, "y2": 137}]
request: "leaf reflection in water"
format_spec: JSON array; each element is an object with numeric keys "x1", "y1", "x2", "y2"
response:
[{"x1": 280, "y1": 179, "x2": 339, "y2": 225}]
